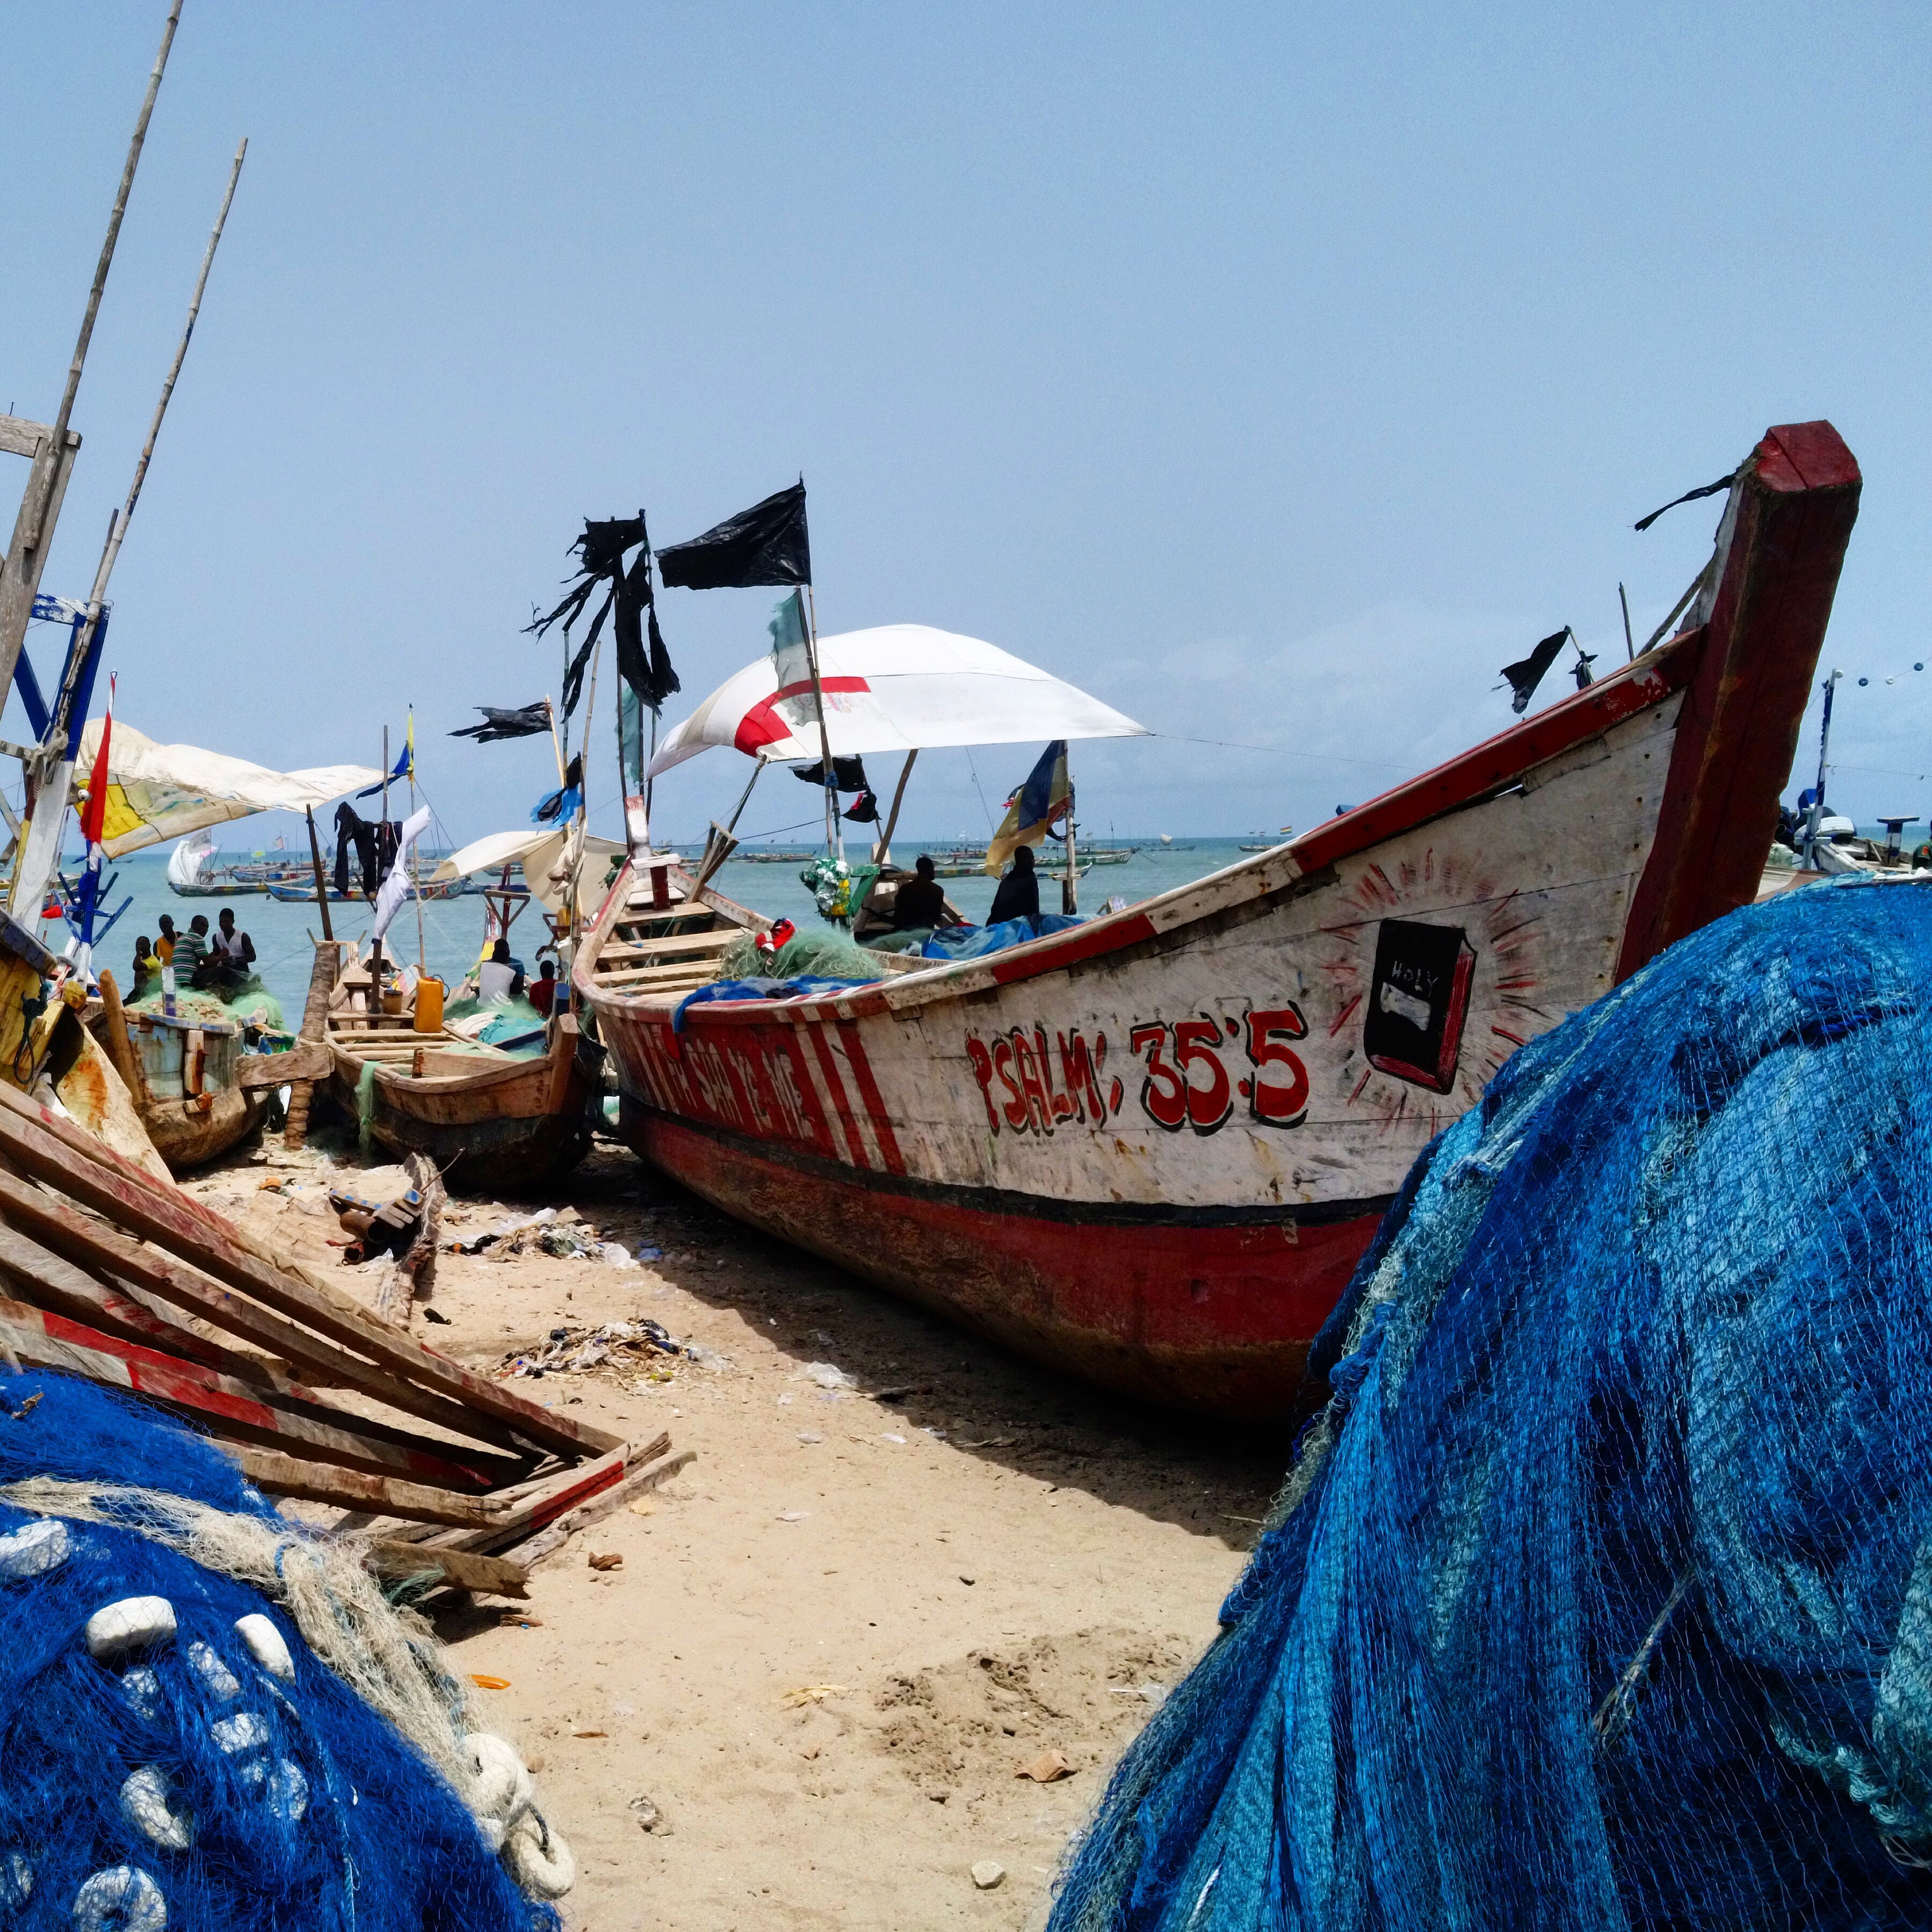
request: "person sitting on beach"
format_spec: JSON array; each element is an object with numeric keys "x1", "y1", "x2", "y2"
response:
[
  {"x1": 892, "y1": 855, "x2": 954, "y2": 931},
  {"x1": 155, "y1": 914, "x2": 177, "y2": 965},
  {"x1": 176, "y1": 914, "x2": 212, "y2": 987},
  {"x1": 130, "y1": 936, "x2": 160, "y2": 998},
  {"x1": 526, "y1": 954, "x2": 560, "y2": 1017},
  {"x1": 987, "y1": 844, "x2": 1040, "y2": 926},
  {"x1": 479, "y1": 938, "x2": 525, "y2": 1005}
]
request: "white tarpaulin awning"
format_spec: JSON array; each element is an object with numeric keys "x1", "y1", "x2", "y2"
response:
[
  {"x1": 429, "y1": 826, "x2": 624, "y2": 914},
  {"x1": 647, "y1": 624, "x2": 1148, "y2": 778},
  {"x1": 74, "y1": 719, "x2": 383, "y2": 859}
]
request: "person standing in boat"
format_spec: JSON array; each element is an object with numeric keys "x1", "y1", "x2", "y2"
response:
[
  {"x1": 479, "y1": 938, "x2": 525, "y2": 1005},
  {"x1": 988, "y1": 844, "x2": 1040, "y2": 927}
]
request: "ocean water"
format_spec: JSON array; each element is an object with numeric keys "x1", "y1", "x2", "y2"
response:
[{"x1": 57, "y1": 837, "x2": 1259, "y2": 1020}]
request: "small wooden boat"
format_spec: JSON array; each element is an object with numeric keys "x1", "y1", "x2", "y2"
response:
[
  {"x1": 578, "y1": 423, "x2": 1861, "y2": 1417},
  {"x1": 323, "y1": 949, "x2": 596, "y2": 1189}
]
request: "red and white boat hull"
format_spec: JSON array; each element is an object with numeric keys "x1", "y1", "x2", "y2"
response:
[{"x1": 578, "y1": 423, "x2": 1861, "y2": 1417}]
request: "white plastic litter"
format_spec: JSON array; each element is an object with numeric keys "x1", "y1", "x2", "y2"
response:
[{"x1": 801, "y1": 1362, "x2": 856, "y2": 1392}]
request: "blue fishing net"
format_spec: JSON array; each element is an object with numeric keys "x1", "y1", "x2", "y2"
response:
[
  {"x1": 1051, "y1": 875, "x2": 1932, "y2": 1930},
  {"x1": 0, "y1": 1372, "x2": 556, "y2": 1930}
]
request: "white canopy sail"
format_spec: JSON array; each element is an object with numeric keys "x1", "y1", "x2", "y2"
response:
[
  {"x1": 73, "y1": 719, "x2": 383, "y2": 859},
  {"x1": 429, "y1": 826, "x2": 624, "y2": 914},
  {"x1": 647, "y1": 624, "x2": 1148, "y2": 778}
]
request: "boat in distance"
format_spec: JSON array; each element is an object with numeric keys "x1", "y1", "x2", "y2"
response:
[{"x1": 575, "y1": 423, "x2": 1860, "y2": 1417}]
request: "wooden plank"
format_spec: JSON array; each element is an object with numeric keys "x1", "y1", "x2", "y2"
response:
[
  {"x1": 0, "y1": 414, "x2": 48, "y2": 460},
  {"x1": 0, "y1": 1211, "x2": 529, "y2": 1484},
  {"x1": 0, "y1": 1141, "x2": 547, "y2": 1459},
  {"x1": 493, "y1": 1449, "x2": 696, "y2": 1567},
  {"x1": 0, "y1": 1290, "x2": 508, "y2": 1490},
  {"x1": 366, "y1": 1539, "x2": 530, "y2": 1599},
  {"x1": 234, "y1": 1446, "x2": 525, "y2": 1528},
  {"x1": 237, "y1": 1038, "x2": 332, "y2": 1087},
  {"x1": 600, "y1": 933, "x2": 739, "y2": 963},
  {"x1": 0, "y1": 1159, "x2": 527, "y2": 1450},
  {"x1": 0, "y1": 1084, "x2": 623, "y2": 1460}
]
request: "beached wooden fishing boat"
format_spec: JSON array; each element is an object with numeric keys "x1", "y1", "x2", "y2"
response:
[
  {"x1": 322, "y1": 826, "x2": 621, "y2": 1188},
  {"x1": 323, "y1": 953, "x2": 597, "y2": 1189},
  {"x1": 577, "y1": 423, "x2": 1859, "y2": 1416}
]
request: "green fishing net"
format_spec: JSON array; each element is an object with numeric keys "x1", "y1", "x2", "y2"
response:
[
  {"x1": 126, "y1": 976, "x2": 286, "y2": 1033},
  {"x1": 716, "y1": 929, "x2": 884, "y2": 982}
]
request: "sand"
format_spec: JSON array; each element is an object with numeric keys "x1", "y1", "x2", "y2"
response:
[{"x1": 196, "y1": 1135, "x2": 1286, "y2": 1930}]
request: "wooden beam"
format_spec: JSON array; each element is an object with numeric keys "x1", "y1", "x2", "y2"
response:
[
  {"x1": 0, "y1": 1291, "x2": 510, "y2": 1491},
  {"x1": 0, "y1": 1159, "x2": 538, "y2": 1457},
  {"x1": 0, "y1": 1084, "x2": 623, "y2": 1460},
  {"x1": 365, "y1": 1539, "x2": 530, "y2": 1599},
  {"x1": 233, "y1": 1446, "x2": 525, "y2": 1528},
  {"x1": 237, "y1": 1038, "x2": 332, "y2": 1087},
  {"x1": 492, "y1": 1449, "x2": 696, "y2": 1567}
]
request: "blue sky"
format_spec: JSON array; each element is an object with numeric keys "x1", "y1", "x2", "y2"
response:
[{"x1": 5, "y1": 3, "x2": 1928, "y2": 850}]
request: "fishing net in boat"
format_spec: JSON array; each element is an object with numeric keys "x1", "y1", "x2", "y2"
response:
[
  {"x1": 0, "y1": 1371, "x2": 568, "y2": 1929},
  {"x1": 716, "y1": 929, "x2": 884, "y2": 982},
  {"x1": 1051, "y1": 874, "x2": 1932, "y2": 1931},
  {"x1": 126, "y1": 978, "x2": 287, "y2": 1033}
]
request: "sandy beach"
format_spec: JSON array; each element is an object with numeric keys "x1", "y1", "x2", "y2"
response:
[{"x1": 193, "y1": 1132, "x2": 1284, "y2": 1931}]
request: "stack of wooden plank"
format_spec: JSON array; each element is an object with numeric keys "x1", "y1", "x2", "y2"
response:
[{"x1": 0, "y1": 1078, "x2": 682, "y2": 1598}]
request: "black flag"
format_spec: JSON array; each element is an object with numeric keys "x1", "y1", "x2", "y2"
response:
[
  {"x1": 527, "y1": 512, "x2": 681, "y2": 715},
  {"x1": 1500, "y1": 629, "x2": 1571, "y2": 715},
  {"x1": 792, "y1": 754, "x2": 868, "y2": 792},
  {"x1": 843, "y1": 788, "x2": 881, "y2": 824},
  {"x1": 656, "y1": 482, "x2": 812, "y2": 590},
  {"x1": 450, "y1": 702, "x2": 552, "y2": 743}
]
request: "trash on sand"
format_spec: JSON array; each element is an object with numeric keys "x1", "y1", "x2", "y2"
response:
[
  {"x1": 498, "y1": 1316, "x2": 692, "y2": 1384},
  {"x1": 776, "y1": 1510, "x2": 809, "y2": 1523},
  {"x1": 501, "y1": 1612, "x2": 543, "y2": 1628},
  {"x1": 780, "y1": 1684, "x2": 848, "y2": 1707},
  {"x1": 588, "y1": 1551, "x2": 623, "y2": 1571},
  {"x1": 570, "y1": 1727, "x2": 608, "y2": 1739},
  {"x1": 1108, "y1": 1682, "x2": 1167, "y2": 1704},
  {"x1": 629, "y1": 1795, "x2": 663, "y2": 1832},
  {"x1": 1016, "y1": 1749, "x2": 1075, "y2": 1782},
  {"x1": 469, "y1": 1674, "x2": 511, "y2": 1691},
  {"x1": 800, "y1": 1362, "x2": 857, "y2": 1392}
]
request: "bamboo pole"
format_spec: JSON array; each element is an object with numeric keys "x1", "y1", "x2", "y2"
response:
[
  {"x1": 12, "y1": 135, "x2": 249, "y2": 917},
  {"x1": 303, "y1": 805, "x2": 333, "y2": 940},
  {"x1": 802, "y1": 585, "x2": 842, "y2": 862},
  {"x1": 874, "y1": 749, "x2": 917, "y2": 866},
  {"x1": 0, "y1": 2, "x2": 183, "y2": 699}
]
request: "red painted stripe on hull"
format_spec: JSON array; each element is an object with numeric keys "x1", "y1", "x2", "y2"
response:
[{"x1": 628, "y1": 1106, "x2": 1376, "y2": 1421}]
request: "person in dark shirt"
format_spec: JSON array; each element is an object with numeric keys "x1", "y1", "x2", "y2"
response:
[
  {"x1": 527, "y1": 954, "x2": 560, "y2": 1016},
  {"x1": 892, "y1": 856, "x2": 953, "y2": 931},
  {"x1": 987, "y1": 844, "x2": 1040, "y2": 926}
]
